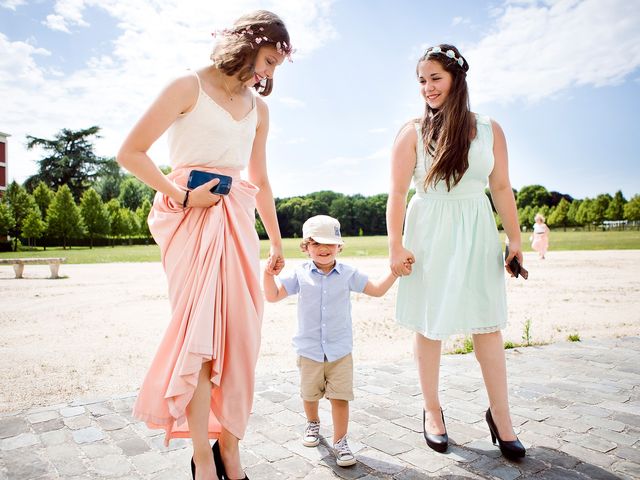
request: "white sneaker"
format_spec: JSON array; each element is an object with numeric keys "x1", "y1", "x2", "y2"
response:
[
  {"x1": 333, "y1": 435, "x2": 356, "y2": 467},
  {"x1": 302, "y1": 420, "x2": 321, "y2": 447}
]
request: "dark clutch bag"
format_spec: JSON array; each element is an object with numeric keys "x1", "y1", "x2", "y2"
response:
[
  {"x1": 187, "y1": 170, "x2": 233, "y2": 195},
  {"x1": 504, "y1": 244, "x2": 528, "y2": 280}
]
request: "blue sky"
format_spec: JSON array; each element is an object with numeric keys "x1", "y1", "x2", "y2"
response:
[{"x1": 1, "y1": 0, "x2": 639, "y2": 200}]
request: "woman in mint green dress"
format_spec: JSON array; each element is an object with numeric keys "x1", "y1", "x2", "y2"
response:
[{"x1": 386, "y1": 44, "x2": 525, "y2": 460}]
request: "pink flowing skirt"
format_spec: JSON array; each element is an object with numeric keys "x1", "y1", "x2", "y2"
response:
[
  {"x1": 531, "y1": 233, "x2": 549, "y2": 255},
  {"x1": 132, "y1": 166, "x2": 263, "y2": 445}
]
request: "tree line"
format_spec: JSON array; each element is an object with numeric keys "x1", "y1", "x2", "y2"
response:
[{"x1": 1, "y1": 127, "x2": 638, "y2": 250}]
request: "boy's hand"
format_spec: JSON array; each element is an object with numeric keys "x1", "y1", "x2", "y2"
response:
[
  {"x1": 266, "y1": 244, "x2": 285, "y2": 275},
  {"x1": 390, "y1": 246, "x2": 415, "y2": 277}
]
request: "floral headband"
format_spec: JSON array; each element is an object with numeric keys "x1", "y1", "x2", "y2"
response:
[
  {"x1": 212, "y1": 26, "x2": 295, "y2": 62},
  {"x1": 426, "y1": 46, "x2": 464, "y2": 68}
]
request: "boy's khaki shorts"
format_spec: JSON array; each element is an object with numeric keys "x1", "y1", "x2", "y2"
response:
[{"x1": 297, "y1": 353, "x2": 354, "y2": 401}]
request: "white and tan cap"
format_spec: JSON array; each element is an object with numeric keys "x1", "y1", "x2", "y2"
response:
[{"x1": 302, "y1": 215, "x2": 344, "y2": 245}]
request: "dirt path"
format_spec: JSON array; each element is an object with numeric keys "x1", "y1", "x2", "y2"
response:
[{"x1": 1, "y1": 250, "x2": 638, "y2": 413}]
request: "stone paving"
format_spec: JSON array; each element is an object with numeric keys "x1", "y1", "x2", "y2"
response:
[{"x1": 1, "y1": 337, "x2": 639, "y2": 479}]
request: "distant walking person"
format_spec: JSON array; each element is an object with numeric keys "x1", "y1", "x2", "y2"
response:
[
  {"x1": 117, "y1": 11, "x2": 292, "y2": 480},
  {"x1": 531, "y1": 213, "x2": 550, "y2": 259},
  {"x1": 386, "y1": 44, "x2": 526, "y2": 459}
]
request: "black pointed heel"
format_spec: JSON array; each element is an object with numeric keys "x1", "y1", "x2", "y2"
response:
[
  {"x1": 215, "y1": 441, "x2": 249, "y2": 479},
  {"x1": 192, "y1": 443, "x2": 225, "y2": 479},
  {"x1": 212, "y1": 442, "x2": 225, "y2": 480},
  {"x1": 423, "y1": 408, "x2": 448, "y2": 453},
  {"x1": 485, "y1": 408, "x2": 526, "y2": 460}
]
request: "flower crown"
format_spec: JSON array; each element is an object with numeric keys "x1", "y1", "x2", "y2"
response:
[
  {"x1": 212, "y1": 26, "x2": 295, "y2": 62},
  {"x1": 426, "y1": 46, "x2": 464, "y2": 68}
]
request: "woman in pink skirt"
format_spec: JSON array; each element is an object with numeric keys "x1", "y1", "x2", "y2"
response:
[
  {"x1": 117, "y1": 11, "x2": 292, "y2": 480},
  {"x1": 531, "y1": 213, "x2": 550, "y2": 259}
]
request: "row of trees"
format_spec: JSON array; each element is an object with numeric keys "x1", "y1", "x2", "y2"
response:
[
  {"x1": 0, "y1": 181, "x2": 151, "y2": 250},
  {"x1": 3, "y1": 126, "x2": 639, "y2": 249},
  {"x1": 510, "y1": 186, "x2": 637, "y2": 231}
]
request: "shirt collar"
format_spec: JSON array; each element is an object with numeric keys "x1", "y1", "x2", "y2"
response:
[{"x1": 308, "y1": 260, "x2": 343, "y2": 275}]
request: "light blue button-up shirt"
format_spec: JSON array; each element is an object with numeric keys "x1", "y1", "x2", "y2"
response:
[{"x1": 278, "y1": 261, "x2": 368, "y2": 363}]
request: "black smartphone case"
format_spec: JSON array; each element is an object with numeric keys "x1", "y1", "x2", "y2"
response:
[
  {"x1": 187, "y1": 170, "x2": 233, "y2": 195},
  {"x1": 504, "y1": 244, "x2": 521, "y2": 278}
]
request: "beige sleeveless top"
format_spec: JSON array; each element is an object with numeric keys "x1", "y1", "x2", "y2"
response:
[{"x1": 167, "y1": 72, "x2": 258, "y2": 170}]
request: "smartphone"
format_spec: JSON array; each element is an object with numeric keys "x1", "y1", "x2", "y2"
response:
[
  {"x1": 187, "y1": 170, "x2": 233, "y2": 195},
  {"x1": 504, "y1": 244, "x2": 528, "y2": 279}
]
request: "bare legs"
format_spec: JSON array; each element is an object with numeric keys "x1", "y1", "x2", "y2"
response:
[
  {"x1": 329, "y1": 399, "x2": 349, "y2": 443},
  {"x1": 186, "y1": 362, "x2": 246, "y2": 480},
  {"x1": 473, "y1": 331, "x2": 517, "y2": 441},
  {"x1": 414, "y1": 334, "x2": 445, "y2": 434},
  {"x1": 303, "y1": 399, "x2": 350, "y2": 444},
  {"x1": 414, "y1": 331, "x2": 516, "y2": 440},
  {"x1": 186, "y1": 361, "x2": 217, "y2": 480}
]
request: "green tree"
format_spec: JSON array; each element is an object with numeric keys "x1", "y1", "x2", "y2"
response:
[
  {"x1": 591, "y1": 194, "x2": 612, "y2": 226},
  {"x1": 518, "y1": 205, "x2": 535, "y2": 230},
  {"x1": 624, "y1": 195, "x2": 640, "y2": 221},
  {"x1": 118, "y1": 176, "x2": 148, "y2": 210},
  {"x1": 22, "y1": 208, "x2": 46, "y2": 247},
  {"x1": 516, "y1": 185, "x2": 551, "y2": 209},
  {"x1": 46, "y1": 185, "x2": 85, "y2": 249},
  {"x1": 5, "y1": 181, "x2": 38, "y2": 250},
  {"x1": 121, "y1": 208, "x2": 140, "y2": 238},
  {"x1": 329, "y1": 196, "x2": 355, "y2": 235},
  {"x1": 605, "y1": 190, "x2": 626, "y2": 220},
  {"x1": 106, "y1": 199, "x2": 128, "y2": 242},
  {"x1": 0, "y1": 201, "x2": 15, "y2": 238},
  {"x1": 276, "y1": 196, "x2": 323, "y2": 237},
  {"x1": 547, "y1": 198, "x2": 570, "y2": 230},
  {"x1": 135, "y1": 198, "x2": 153, "y2": 238},
  {"x1": 94, "y1": 157, "x2": 125, "y2": 202},
  {"x1": 80, "y1": 188, "x2": 110, "y2": 248},
  {"x1": 32, "y1": 181, "x2": 54, "y2": 220},
  {"x1": 567, "y1": 199, "x2": 582, "y2": 227},
  {"x1": 25, "y1": 126, "x2": 107, "y2": 200},
  {"x1": 576, "y1": 198, "x2": 595, "y2": 229}
]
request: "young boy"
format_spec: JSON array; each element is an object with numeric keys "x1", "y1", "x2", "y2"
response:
[{"x1": 263, "y1": 215, "x2": 398, "y2": 467}]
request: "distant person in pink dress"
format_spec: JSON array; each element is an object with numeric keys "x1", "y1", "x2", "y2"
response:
[
  {"x1": 531, "y1": 213, "x2": 550, "y2": 259},
  {"x1": 117, "y1": 11, "x2": 292, "y2": 480}
]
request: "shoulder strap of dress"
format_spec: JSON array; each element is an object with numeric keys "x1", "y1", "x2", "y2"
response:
[{"x1": 191, "y1": 70, "x2": 203, "y2": 90}]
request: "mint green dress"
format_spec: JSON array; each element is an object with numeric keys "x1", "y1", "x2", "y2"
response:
[{"x1": 395, "y1": 114, "x2": 507, "y2": 339}]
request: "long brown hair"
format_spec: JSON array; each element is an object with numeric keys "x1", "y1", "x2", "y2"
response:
[
  {"x1": 211, "y1": 10, "x2": 292, "y2": 96},
  {"x1": 418, "y1": 44, "x2": 474, "y2": 191}
]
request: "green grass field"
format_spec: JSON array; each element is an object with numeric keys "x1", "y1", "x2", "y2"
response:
[{"x1": 1, "y1": 230, "x2": 638, "y2": 264}]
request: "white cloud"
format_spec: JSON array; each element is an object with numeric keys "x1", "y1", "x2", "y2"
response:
[
  {"x1": 368, "y1": 127, "x2": 388, "y2": 134},
  {"x1": 0, "y1": 0, "x2": 25, "y2": 10},
  {"x1": 43, "y1": 0, "x2": 89, "y2": 32},
  {"x1": 465, "y1": 0, "x2": 640, "y2": 104},
  {"x1": 1, "y1": 0, "x2": 338, "y2": 183},
  {"x1": 451, "y1": 16, "x2": 470, "y2": 26}
]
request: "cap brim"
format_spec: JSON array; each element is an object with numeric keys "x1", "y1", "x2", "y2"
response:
[{"x1": 310, "y1": 235, "x2": 344, "y2": 245}]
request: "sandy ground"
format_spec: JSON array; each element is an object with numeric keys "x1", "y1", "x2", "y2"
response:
[{"x1": 1, "y1": 250, "x2": 639, "y2": 413}]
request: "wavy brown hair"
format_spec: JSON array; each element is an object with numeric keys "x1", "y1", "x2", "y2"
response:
[
  {"x1": 417, "y1": 44, "x2": 475, "y2": 191},
  {"x1": 211, "y1": 10, "x2": 291, "y2": 97}
]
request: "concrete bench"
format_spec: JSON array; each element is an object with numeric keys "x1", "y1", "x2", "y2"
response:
[{"x1": 0, "y1": 258, "x2": 66, "y2": 279}]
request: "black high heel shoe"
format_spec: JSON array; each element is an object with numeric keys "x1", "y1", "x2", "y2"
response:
[
  {"x1": 191, "y1": 443, "x2": 225, "y2": 480},
  {"x1": 485, "y1": 408, "x2": 526, "y2": 460},
  {"x1": 423, "y1": 408, "x2": 448, "y2": 453},
  {"x1": 215, "y1": 442, "x2": 249, "y2": 480},
  {"x1": 212, "y1": 442, "x2": 225, "y2": 480}
]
